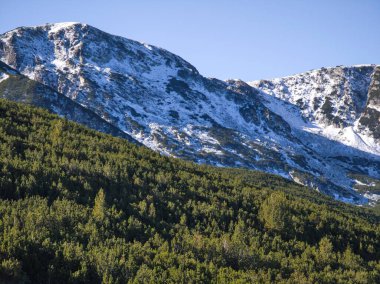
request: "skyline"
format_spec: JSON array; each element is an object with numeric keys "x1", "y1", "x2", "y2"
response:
[{"x1": 1, "y1": 0, "x2": 379, "y2": 81}]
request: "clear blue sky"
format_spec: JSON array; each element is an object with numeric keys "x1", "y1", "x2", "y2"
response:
[{"x1": 1, "y1": 0, "x2": 379, "y2": 81}]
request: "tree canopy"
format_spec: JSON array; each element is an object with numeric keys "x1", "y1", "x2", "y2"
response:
[{"x1": 0, "y1": 99, "x2": 379, "y2": 283}]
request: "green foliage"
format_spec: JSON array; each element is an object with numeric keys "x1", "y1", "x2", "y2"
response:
[
  {"x1": 0, "y1": 99, "x2": 379, "y2": 283},
  {"x1": 93, "y1": 189, "x2": 107, "y2": 221},
  {"x1": 259, "y1": 192, "x2": 293, "y2": 234}
]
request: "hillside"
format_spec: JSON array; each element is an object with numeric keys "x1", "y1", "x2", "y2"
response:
[
  {"x1": 0, "y1": 99, "x2": 379, "y2": 283},
  {"x1": 0, "y1": 61, "x2": 137, "y2": 143},
  {"x1": 0, "y1": 23, "x2": 379, "y2": 204}
]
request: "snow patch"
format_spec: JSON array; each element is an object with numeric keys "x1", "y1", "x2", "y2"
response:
[
  {"x1": 0, "y1": 73, "x2": 9, "y2": 83},
  {"x1": 367, "y1": 104, "x2": 380, "y2": 112},
  {"x1": 48, "y1": 22, "x2": 80, "y2": 33},
  {"x1": 363, "y1": 193, "x2": 380, "y2": 202},
  {"x1": 202, "y1": 146, "x2": 223, "y2": 155}
]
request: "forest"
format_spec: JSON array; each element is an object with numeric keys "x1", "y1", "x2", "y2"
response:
[{"x1": 0, "y1": 98, "x2": 379, "y2": 283}]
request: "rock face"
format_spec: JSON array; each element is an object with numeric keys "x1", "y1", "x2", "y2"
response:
[{"x1": 0, "y1": 22, "x2": 379, "y2": 204}]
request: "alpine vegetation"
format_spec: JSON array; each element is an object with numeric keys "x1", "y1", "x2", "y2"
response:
[{"x1": 0, "y1": 99, "x2": 378, "y2": 283}]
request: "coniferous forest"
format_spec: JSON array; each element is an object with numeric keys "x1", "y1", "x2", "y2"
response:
[{"x1": 0, "y1": 99, "x2": 379, "y2": 283}]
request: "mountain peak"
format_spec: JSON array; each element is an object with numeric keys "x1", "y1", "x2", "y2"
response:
[
  {"x1": 46, "y1": 21, "x2": 82, "y2": 32},
  {"x1": 1, "y1": 22, "x2": 84, "y2": 36},
  {"x1": 249, "y1": 64, "x2": 378, "y2": 83}
]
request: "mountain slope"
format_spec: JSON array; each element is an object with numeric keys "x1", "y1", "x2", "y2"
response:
[
  {"x1": 0, "y1": 22, "x2": 379, "y2": 204},
  {"x1": 0, "y1": 99, "x2": 379, "y2": 283},
  {"x1": 0, "y1": 60, "x2": 136, "y2": 142}
]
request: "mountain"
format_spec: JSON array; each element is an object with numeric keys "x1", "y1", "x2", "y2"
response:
[
  {"x1": 0, "y1": 22, "x2": 379, "y2": 204},
  {"x1": 0, "y1": 98, "x2": 378, "y2": 283}
]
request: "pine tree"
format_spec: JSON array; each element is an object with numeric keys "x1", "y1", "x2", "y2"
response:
[
  {"x1": 93, "y1": 188, "x2": 107, "y2": 221},
  {"x1": 259, "y1": 192, "x2": 293, "y2": 234}
]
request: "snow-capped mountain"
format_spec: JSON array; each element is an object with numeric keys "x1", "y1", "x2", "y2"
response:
[
  {"x1": 0, "y1": 22, "x2": 379, "y2": 204},
  {"x1": 250, "y1": 65, "x2": 380, "y2": 154}
]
